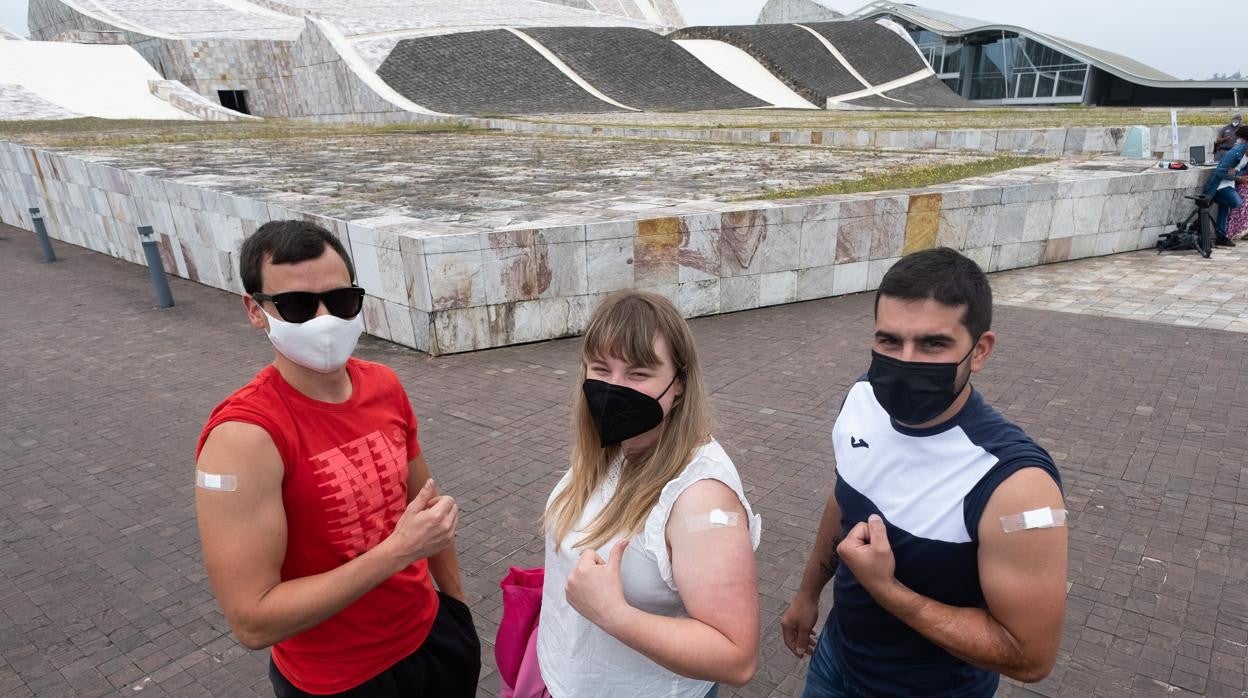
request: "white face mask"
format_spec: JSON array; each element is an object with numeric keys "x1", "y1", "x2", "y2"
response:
[{"x1": 261, "y1": 307, "x2": 364, "y2": 373}]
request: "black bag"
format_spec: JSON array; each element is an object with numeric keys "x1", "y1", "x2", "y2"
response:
[{"x1": 1156, "y1": 227, "x2": 1195, "y2": 251}]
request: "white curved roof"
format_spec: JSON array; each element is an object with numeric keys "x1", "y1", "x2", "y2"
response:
[
  {"x1": 54, "y1": 0, "x2": 678, "y2": 43},
  {"x1": 849, "y1": 1, "x2": 1247, "y2": 89},
  {"x1": 0, "y1": 41, "x2": 199, "y2": 119},
  {"x1": 266, "y1": 0, "x2": 665, "y2": 38},
  {"x1": 55, "y1": 0, "x2": 302, "y2": 40}
]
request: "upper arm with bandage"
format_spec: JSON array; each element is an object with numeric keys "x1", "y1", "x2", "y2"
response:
[
  {"x1": 195, "y1": 421, "x2": 288, "y2": 628},
  {"x1": 975, "y1": 467, "x2": 1068, "y2": 664},
  {"x1": 665, "y1": 479, "x2": 759, "y2": 653}
]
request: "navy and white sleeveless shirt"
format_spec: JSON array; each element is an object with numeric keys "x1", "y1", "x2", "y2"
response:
[{"x1": 827, "y1": 379, "x2": 1061, "y2": 697}]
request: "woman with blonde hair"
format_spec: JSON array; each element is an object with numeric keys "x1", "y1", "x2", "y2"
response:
[{"x1": 537, "y1": 291, "x2": 762, "y2": 697}]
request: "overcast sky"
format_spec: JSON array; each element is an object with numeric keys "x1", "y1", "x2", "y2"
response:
[{"x1": 0, "y1": 0, "x2": 1235, "y2": 79}]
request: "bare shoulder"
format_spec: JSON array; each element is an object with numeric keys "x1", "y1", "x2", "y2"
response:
[
  {"x1": 669, "y1": 478, "x2": 745, "y2": 520},
  {"x1": 977, "y1": 467, "x2": 1065, "y2": 550},
  {"x1": 667, "y1": 478, "x2": 750, "y2": 549},
  {"x1": 983, "y1": 467, "x2": 1063, "y2": 516},
  {"x1": 197, "y1": 421, "x2": 283, "y2": 484}
]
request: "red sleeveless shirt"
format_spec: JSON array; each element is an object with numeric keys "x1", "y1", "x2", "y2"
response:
[{"x1": 196, "y1": 358, "x2": 438, "y2": 693}]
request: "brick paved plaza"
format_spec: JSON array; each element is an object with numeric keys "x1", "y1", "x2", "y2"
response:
[{"x1": 1, "y1": 223, "x2": 1246, "y2": 697}]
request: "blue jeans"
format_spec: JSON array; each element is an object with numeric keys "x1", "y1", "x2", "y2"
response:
[
  {"x1": 801, "y1": 627, "x2": 870, "y2": 698},
  {"x1": 1213, "y1": 187, "x2": 1243, "y2": 237}
]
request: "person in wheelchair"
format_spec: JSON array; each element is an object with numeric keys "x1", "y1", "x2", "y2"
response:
[{"x1": 1202, "y1": 124, "x2": 1248, "y2": 247}]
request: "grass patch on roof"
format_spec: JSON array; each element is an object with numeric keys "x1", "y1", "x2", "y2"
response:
[{"x1": 742, "y1": 155, "x2": 1054, "y2": 201}]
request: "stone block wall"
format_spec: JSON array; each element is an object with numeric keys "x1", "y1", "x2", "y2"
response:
[
  {"x1": 489, "y1": 119, "x2": 1220, "y2": 159},
  {"x1": 0, "y1": 139, "x2": 1207, "y2": 355}
]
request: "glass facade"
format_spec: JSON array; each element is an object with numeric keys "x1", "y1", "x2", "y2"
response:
[
  {"x1": 901, "y1": 22, "x2": 1090, "y2": 104},
  {"x1": 913, "y1": 30, "x2": 964, "y2": 79}
]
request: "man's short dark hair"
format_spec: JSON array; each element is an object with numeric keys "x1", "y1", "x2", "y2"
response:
[
  {"x1": 875, "y1": 247, "x2": 992, "y2": 340},
  {"x1": 240, "y1": 220, "x2": 356, "y2": 294},
  {"x1": 1235, "y1": 125, "x2": 1248, "y2": 141}
]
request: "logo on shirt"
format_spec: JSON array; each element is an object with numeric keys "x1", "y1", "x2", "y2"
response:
[
  {"x1": 309, "y1": 430, "x2": 409, "y2": 558},
  {"x1": 850, "y1": 437, "x2": 870, "y2": 449}
]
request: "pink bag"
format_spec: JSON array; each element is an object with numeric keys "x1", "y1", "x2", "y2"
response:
[{"x1": 496, "y1": 567, "x2": 551, "y2": 698}]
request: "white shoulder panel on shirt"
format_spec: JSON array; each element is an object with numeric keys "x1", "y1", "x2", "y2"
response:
[{"x1": 832, "y1": 382, "x2": 999, "y2": 543}]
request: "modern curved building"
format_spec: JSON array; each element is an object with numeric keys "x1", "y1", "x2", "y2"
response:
[
  {"x1": 21, "y1": 0, "x2": 973, "y2": 119},
  {"x1": 766, "y1": 0, "x2": 1248, "y2": 107}
]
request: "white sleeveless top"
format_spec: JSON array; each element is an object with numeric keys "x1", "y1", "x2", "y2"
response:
[{"x1": 537, "y1": 439, "x2": 762, "y2": 698}]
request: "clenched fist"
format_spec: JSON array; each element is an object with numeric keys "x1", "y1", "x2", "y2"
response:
[
  {"x1": 385, "y1": 479, "x2": 459, "y2": 566},
  {"x1": 565, "y1": 539, "x2": 630, "y2": 632}
]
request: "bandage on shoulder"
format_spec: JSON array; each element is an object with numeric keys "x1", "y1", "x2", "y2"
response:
[
  {"x1": 685, "y1": 508, "x2": 740, "y2": 532},
  {"x1": 1000, "y1": 507, "x2": 1067, "y2": 533},
  {"x1": 196, "y1": 470, "x2": 238, "y2": 492}
]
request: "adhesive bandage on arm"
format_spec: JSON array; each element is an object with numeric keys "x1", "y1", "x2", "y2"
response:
[
  {"x1": 196, "y1": 470, "x2": 238, "y2": 492},
  {"x1": 1000, "y1": 507, "x2": 1067, "y2": 533},
  {"x1": 685, "y1": 508, "x2": 740, "y2": 532}
]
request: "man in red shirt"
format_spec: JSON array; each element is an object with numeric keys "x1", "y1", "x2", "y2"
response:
[{"x1": 195, "y1": 220, "x2": 480, "y2": 696}]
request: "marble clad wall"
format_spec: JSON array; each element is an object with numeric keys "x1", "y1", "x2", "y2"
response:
[
  {"x1": 488, "y1": 120, "x2": 1219, "y2": 159},
  {"x1": 0, "y1": 140, "x2": 1207, "y2": 355}
]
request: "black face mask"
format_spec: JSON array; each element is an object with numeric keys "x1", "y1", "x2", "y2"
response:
[
  {"x1": 582, "y1": 375, "x2": 678, "y2": 448},
  {"x1": 868, "y1": 344, "x2": 976, "y2": 426}
]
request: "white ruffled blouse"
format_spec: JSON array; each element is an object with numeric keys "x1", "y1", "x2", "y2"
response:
[{"x1": 536, "y1": 439, "x2": 762, "y2": 698}]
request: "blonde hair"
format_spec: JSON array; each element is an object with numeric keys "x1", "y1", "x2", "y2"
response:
[{"x1": 546, "y1": 291, "x2": 714, "y2": 550}]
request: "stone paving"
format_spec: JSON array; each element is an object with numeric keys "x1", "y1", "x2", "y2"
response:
[
  {"x1": 2, "y1": 224, "x2": 1248, "y2": 698},
  {"x1": 994, "y1": 244, "x2": 1248, "y2": 334},
  {"x1": 60, "y1": 133, "x2": 983, "y2": 227},
  {"x1": 0, "y1": 85, "x2": 81, "y2": 121}
]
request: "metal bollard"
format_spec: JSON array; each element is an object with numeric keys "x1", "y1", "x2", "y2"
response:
[
  {"x1": 137, "y1": 225, "x2": 175, "y2": 308},
  {"x1": 29, "y1": 207, "x2": 56, "y2": 262}
]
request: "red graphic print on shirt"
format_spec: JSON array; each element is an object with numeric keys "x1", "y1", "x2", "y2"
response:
[{"x1": 310, "y1": 428, "x2": 408, "y2": 558}]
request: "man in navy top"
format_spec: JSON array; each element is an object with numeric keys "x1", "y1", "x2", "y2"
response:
[{"x1": 781, "y1": 248, "x2": 1068, "y2": 696}]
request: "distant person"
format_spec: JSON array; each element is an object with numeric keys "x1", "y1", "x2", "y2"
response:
[
  {"x1": 1213, "y1": 112, "x2": 1243, "y2": 160},
  {"x1": 195, "y1": 220, "x2": 480, "y2": 697},
  {"x1": 1203, "y1": 125, "x2": 1248, "y2": 247},
  {"x1": 780, "y1": 248, "x2": 1067, "y2": 698},
  {"x1": 1224, "y1": 172, "x2": 1248, "y2": 241},
  {"x1": 538, "y1": 291, "x2": 762, "y2": 697}
]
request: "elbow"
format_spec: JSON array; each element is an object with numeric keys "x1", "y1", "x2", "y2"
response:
[
  {"x1": 1004, "y1": 657, "x2": 1055, "y2": 684},
  {"x1": 230, "y1": 616, "x2": 277, "y2": 651},
  {"x1": 236, "y1": 634, "x2": 271, "y2": 651},
  {"x1": 723, "y1": 652, "x2": 758, "y2": 688}
]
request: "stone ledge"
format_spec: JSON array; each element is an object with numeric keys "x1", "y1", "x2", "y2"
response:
[
  {"x1": 0, "y1": 140, "x2": 1211, "y2": 355},
  {"x1": 53, "y1": 30, "x2": 126, "y2": 44}
]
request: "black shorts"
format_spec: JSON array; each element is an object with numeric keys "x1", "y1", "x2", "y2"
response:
[{"x1": 269, "y1": 591, "x2": 482, "y2": 697}]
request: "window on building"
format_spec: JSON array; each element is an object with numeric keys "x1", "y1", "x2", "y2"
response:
[
  {"x1": 218, "y1": 90, "x2": 250, "y2": 115},
  {"x1": 1056, "y1": 68, "x2": 1088, "y2": 97},
  {"x1": 1036, "y1": 73, "x2": 1056, "y2": 98}
]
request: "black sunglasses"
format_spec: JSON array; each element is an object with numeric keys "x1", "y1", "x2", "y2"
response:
[{"x1": 252, "y1": 286, "x2": 365, "y2": 323}]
